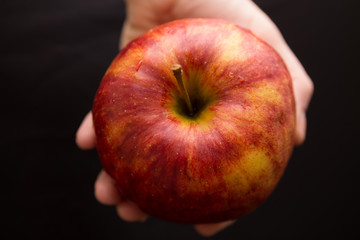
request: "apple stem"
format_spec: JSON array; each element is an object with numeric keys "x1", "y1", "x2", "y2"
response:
[{"x1": 171, "y1": 64, "x2": 193, "y2": 114}]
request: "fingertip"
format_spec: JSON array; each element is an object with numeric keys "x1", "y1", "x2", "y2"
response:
[
  {"x1": 95, "y1": 170, "x2": 121, "y2": 205},
  {"x1": 194, "y1": 220, "x2": 235, "y2": 237},
  {"x1": 294, "y1": 111, "x2": 307, "y2": 146},
  {"x1": 116, "y1": 201, "x2": 148, "y2": 223},
  {"x1": 76, "y1": 111, "x2": 96, "y2": 150}
]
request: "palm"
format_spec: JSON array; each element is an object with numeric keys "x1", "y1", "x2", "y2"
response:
[
  {"x1": 77, "y1": 0, "x2": 313, "y2": 236},
  {"x1": 122, "y1": 0, "x2": 279, "y2": 48}
]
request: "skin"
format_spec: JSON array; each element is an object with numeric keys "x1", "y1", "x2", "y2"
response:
[{"x1": 76, "y1": 0, "x2": 313, "y2": 236}]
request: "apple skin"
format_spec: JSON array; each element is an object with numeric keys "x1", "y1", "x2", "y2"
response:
[{"x1": 92, "y1": 18, "x2": 296, "y2": 224}]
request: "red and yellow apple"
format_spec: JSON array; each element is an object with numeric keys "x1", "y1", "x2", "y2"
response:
[{"x1": 92, "y1": 18, "x2": 296, "y2": 224}]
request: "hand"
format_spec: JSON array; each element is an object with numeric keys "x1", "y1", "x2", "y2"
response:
[{"x1": 76, "y1": 0, "x2": 313, "y2": 236}]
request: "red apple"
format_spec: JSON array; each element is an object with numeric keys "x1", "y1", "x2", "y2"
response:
[{"x1": 92, "y1": 18, "x2": 296, "y2": 224}]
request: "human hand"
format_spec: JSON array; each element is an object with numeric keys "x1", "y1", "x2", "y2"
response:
[{"x1": 76, "y1": 0, "x2": 313, "y2": 236}]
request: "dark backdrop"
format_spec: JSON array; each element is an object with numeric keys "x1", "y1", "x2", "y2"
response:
[{"x1": 2, "y1": 0, "x2": 359, "y2": 239}]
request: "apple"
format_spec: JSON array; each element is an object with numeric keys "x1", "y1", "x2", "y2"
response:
[{"x1": 92, "y1": 18, "x2": 296, "y2": 224}]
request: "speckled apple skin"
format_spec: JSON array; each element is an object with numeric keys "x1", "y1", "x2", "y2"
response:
[{"x1": 92, "y1": 18, "x2": 296, "y2": 224}]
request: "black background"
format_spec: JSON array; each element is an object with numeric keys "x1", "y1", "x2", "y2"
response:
[{"x1": 2, "y1": 0, "x2": 359, "y2": 239}]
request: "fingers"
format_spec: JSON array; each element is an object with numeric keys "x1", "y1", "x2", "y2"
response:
[
  {"x1": 272, "y1": 46, "x2": 313, "y2": 145},
  {"x1": 76, "y1": 111, "x2": 96, "y2": 150},
  {"x1": 293, "y1": 75, "x2": 314, "y2": 145},
  {"x1": 95, "y1": 170, "x2": 148, "y2": 222},
  {"x1": 95, "y1": 170, "x2": 234, "y2": 229},
  {"x1": 277, "y1": 49, "x2": 314, "y2": 145},
  {"x1": 95, "y1": 170, "x2": 121, "y2": 205},
  {"x1": 95, "y1": 168, "x2": 235, "y2": 230},
  {"x1": 294, "y1": 111, "x2": 307, "y2": 145},
  {"x1": 116, "y1": 201, "x2": 148, "y2": 222},
  {"x1": 194, "y1": 220, "x2": 236, "y2": 237},
  {"x1": 77, "y1": 112, "x2": 149, "y2": 222},
  {"x1": 234, "y1": 0, "x2": 314, "y2": 145}
]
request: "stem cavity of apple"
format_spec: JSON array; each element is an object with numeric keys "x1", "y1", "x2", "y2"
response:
[{"x1": 171, "y1": 64, "x2": 194, "y2": 115}]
